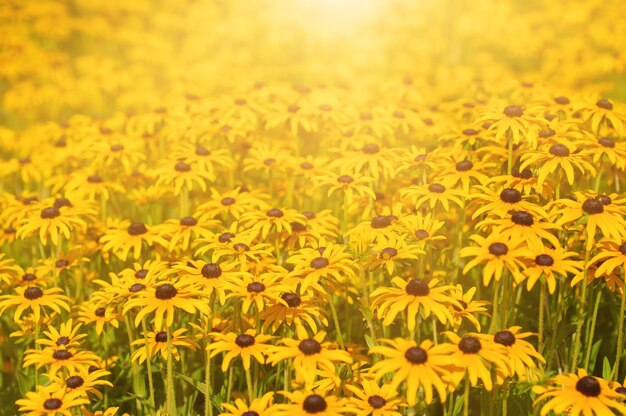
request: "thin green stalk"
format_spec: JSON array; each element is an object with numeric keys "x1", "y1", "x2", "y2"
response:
[
  {"x1": 614, "y1": 266, "x2": 626, "y2": 380},
  {"x1": 245, "y1": 367, "x2": 254, "y2": 402},
  {"x1": 490, "y1": 278, "x2": 501, "y2": 334},
  {"x1": 226, "y1": 367, "x2": 234, "y2": 403},
  {"x1": 584, "y1": 290, "x2": 602, "y2": 369},
  {"x1": 538, "y1": 281, "x2": 546, "y2": 355},
  {"x1": 141, "y1": 318, "x2": 155, "y2": 412},
  {"x1": 571, "y1": 250, "x2": 590, "y2": 371},
  {"x1": 506, "y1": 135, "x2": 514, "y2": 176},
  {"x1": 326, "y1": 289, "x2": 345, "y2": 349},
  {"x1": 463, "y1": 376, "x2": 470, "y2": 416},
  {"x1": 166, "y1": 325, "x2": 176, "y2": 414},
  {"x1": 34, "y1": 320, "x2": 40, "y2": 387}
]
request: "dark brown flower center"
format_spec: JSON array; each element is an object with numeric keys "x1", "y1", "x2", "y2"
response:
[
  {"x1": 201, "y1": 263, "x2": 222, "y2": 278},
  {"x1": 511, "y1": 211, "x2": 534, "y2": 226},
  {"x1": 371, "y1": 215, "x2": 393, "y2": 229},
  {"x1": 266, "y1": 209, "x2": 284, "y2": 218},
  {"x1": 582, "y1": 198, "x2": 604, "y2": 214},
  {"x1": 221, "y1": 197, "x2": 236, "y2": 206},
  {"x1": 53, "y1": 197, "x2": 72, "y2": 209},
  {"x1": 87, "y1": 175, "x2": 103, "y2": 183},
  {"x1": 597, "y1": 195, "x2": 612, "y2": 206},
  {"x1": 619, "y1": 243, "x2": 626, "y2": 255},
  {"x1": 456, "y1": 160, "x2": 473, "y2": 171},
  {"x1": 539, "y1": 128, "x2": 555, "y2": 138},
  {"x1": 549, "y1": 144, "x2": 570, "y2": 157},
  {"x1": 242, "y1": 412, "x2": 259, "y2": 416},
  {"x1": 494, "y1": 330, "x2": 516, "y2": 346},
  {"x1": 338, "y1": 175, "x2": 354, "y2": 184},
  {"x1": 22, "y1": 273, "x2": 36, "y2": 281},
  {"x1": 303, "y1": 395, "x2": 327, "y2": 413},
  {"x1": 53, "y1": 349, "x2": 73, "y2": 360},
  {"x1": 41, "y1": 207, "x2": 61, "y2": 219},
  {"x1": 155, "y1": 284, "x2": 177, "y2": 299},
  {"x1": 233, "y1": 243, "x2": 250, "y2": 252},
  {"x1": 263, "y1": 158, "x2": 276, "y2": 166},
  {"x1": 195, "y1": 146, "x2": 211, "y2": 156},
  {"x1": 110, "y1": 144, "x2": 124, "y2": 152},
  {"x1": 554, "y1": 96, "x2": 570, "y2": 105},
  {"x1": 300, "y1": 162, "x2": 314, "y2": 170},
  {"x1": 155, "y1": 331, "x2": 168, "y2": 342},
  {"x1": 500, "y1": 188, "x2": 522, "y2": 203},
  {"x1": 404, "y1": 346, "x2": 428, "y2": 364},
  {"x1": 462, "y1": 128, "x2": 478, "y2": 136},
  {"x1": 488, "y1": 242, "x2": 508, "y2": 256},
  {"x1": 298, "y1": 339, "x2": 322, "y2": 355},
  {"x1": 129, "y1": 283, "x2": 146, "y2": 293},
  {"x1": 415, "y1": 229, "x2": 430, "y2": 240},
  {"x1": 458, "y1": 336, "x2": 482, "y2": 353},
  {"x1": 405, "y1": 279, "x2": 430, "y2": 296},
  {"x1": 218, "y1": 232, "x2": 235, "y2": 242},
  {"x1": 380, "y1": 247, "x2": 398, "y2": 258},
  {"x1": 24, "y1": 286, "x2": 43, "y2": 300},
  {"x1": 281, "y1": 293, "x2": 301, "y2": 307},
  {"x1": 56, "y1": 336, "x2": 70, "y2": 346},
  {"x1": 135, "y1": 269, "x2": 148, "y2": 279},
  {"x1": 174, "y1": 161, "x2": 191, "y2": 172},
  {"x1": 288, "y1": 104, "x2": 300, "y2": 113},
  {"x1": 310, "y1": 257, "x2": 329, "y2": 269},
  {"x1": 599, "y1": 137, "x2": 615, "y2": 148},
  {"x1": 596, "y1": 99, "x2": 613, "y2": 110},
  {"x1": 235, "y1": 334, "x2": 255, "y2": 348},
  {"x1": 360, "y1": 112, "x2": 373, "y2": 120},
  {"x1": 503, "y1": 105, "x2": 523, "y2": 117},
  {"x1": 291, "y1": 222, "x2": 306, "y2": 232},
  {"x1": 128, "y1": 222, "x2": 148, "y2": 235},
  {"x1": 44, "y1": 399, "x2": 63, "y2": 410},
  {"x1": 302, "y1": 211, "x2": 316, "y2": 219},
  {"x1": 615, "y1": 387, "x2": 626, "y2": 395},
  {"x1": 576, "y1": 376, "x2": 601, "y2": 397},
  {"x1": 247, "y1": 282, "x2": 265, "y2": 293},
  {"x1": 66, "y1": 375, "x2": 84, "y2": 388},
  {"x1": 428, "y1": 183, "x2": 446, "y2": 193},
  {"x1": 512, "y1": 168, "x2": 533, "y2": 179},
  {"x1": 94, "y1": 307, "x2": 106, "y2": 317},
  {"x1": 363, "y1": 143, "x2": 380, "y2": 154},
  {"x1": 368, "y1": 395, "x2": 387, "y2": 409},
  {"x1": 180, "y1": 216, "x2": 197, "y2": 226},
  {"x1": 55, "y1": 259, "x2": 69, "y2": 268},
  {"x1": 535, "y1": 254, "x2": 554, "y2": 266}
]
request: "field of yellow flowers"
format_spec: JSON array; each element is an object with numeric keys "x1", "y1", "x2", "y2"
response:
[{"x1": 2, "y1": 0, "x2": 626, "y2": 415}]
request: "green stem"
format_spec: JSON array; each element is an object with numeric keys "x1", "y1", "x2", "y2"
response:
[
  {"x1": 463, "y1": 376, "x2": 470, "y2": 416},
  {"x1": 614, "y1": 266, "x2": 626, "y2": 380},
  {"x1": 142, "y1": 319, "x2": 156, "y2": 412},
  {"x1": 490, "y1": 278, "x2": 500, "y2": 334},
  {"x1": 538, "y1": 281, "x2": 546, "y2": 355},
  {"x1": 166, "y1": 326, "x2": 176, "y2": 414},
  {"x1": 245, "y1": 367, "x2": 254, "y2": 402},
  {"x1": 326, "y1": 289, "x2": 345, "y2": 349},
  {"x1": 507, "y1": 134, "x2": 514, "y2": 176},
  {"x1": 584, "y1": 290, "x2": 602, "y2": 370},
  {"x1": 571, "y1": 251, "x2": 590, "y2": 371}
]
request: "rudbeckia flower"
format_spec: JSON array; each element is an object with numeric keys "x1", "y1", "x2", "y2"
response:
[
  {"x1": 478, "y1": 327, "x2": 544, "y2": 379},
  {"x1": 131, "y1": 327, "x2": 199, "y2": 363},
  {"x1": 273, "y1": 390, "x2": 354, "y2": 416},
  {"x1": 369, "y1": 338, "x2": 457, "y2": 405},
  {"x1": 16, "y1": 205, "x2": 86, "y2": 246},
  {"x1": 240, "y1": 207, "x2": 307, "y2": 240},
  {"x1": 345, "y1": 379, "x2": 406, "y2": 416},
  {"x1": 475, "y1": 104, "x2": 545, "y2": 147},
  {"x1": 260, "y1": 292, "x2": 328, "y2": 339},
  {"x1": 267, "y1": 331, "x2": 352, "y2": 387},
  {"x1": 460, "y1": 233, "x2": 526, "y2": 286},
  {"x1": 518, "y1": 245, "x2": 583, "y2": 293},
  {"x1": 100, "y1": 220, "x2": 168, "y2": 260},
  {"x1": 533, "y1": 369, "x2": 626, "y2": 416},
  {"x1": 366, "y1": 235, "x2": 424, "y2": 275},
  {"x1": 207, "y1": 329, "x2": 275, "y2": 371},
  {"x1": 520, "y1": 141, "x2": 596, "y2": 186},
  {"x1": 400, "y1": 182, "x2": 465, "y2": 211},
  {"x1": 77, "y1": 303, "x2": 120, "y2": 335},
  {"x1": 0, "y1": 286, "x2": 71, "y2": 323},
  {"x1": 155, "y1": 159, "x2": 215, "y2": 195},
  {"x1": 219, "y1": 392, "x2": 276, "y2": 416},
  {"x1": 52, "y1": 369, "x2": 112, "y2": 400},
  {"x1": 449, "y1": 285, "x2": 489, "y2": 331},
  {"x1": 286, "y1": 243, "x2": 356, "y2": 293},
  {"x1": 313, "y1": 172, "x2": 376, "y2": 205},
  {"x1": 15, "y1": 385, "x2": 89, "y2": 416},
  {"x1": 370, "y1": 277, "x2": 460, "y2": 331},
  {"x1": 23, "y1": 346, "x2": 101, "y2": 378},
  {"x1": 36, "y1": 319, "x2": 86, "y2": 349}
]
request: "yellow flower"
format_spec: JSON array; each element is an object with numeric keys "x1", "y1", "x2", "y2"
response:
[
  {"x1": 219, "y1": 392, "x2": 276, "y2": 416},
  {"x1": 0, "y1": 286, "x2": 70, "y2": 323},
  {"x1": 131, "y1": 328, "x2": 199, "y2": 363},
  {"x1": 460, "y1": 233, "x2": 527, "y2": 286},
  {"x1": 273, "y1": 390, "x2": 354, "y2": 416},
  {"x1": 16, "y1": 385, "x2": 89, "y2": 416},
  {"x1": 207, "y1": 329, "x2": 275, "y2": 371}
]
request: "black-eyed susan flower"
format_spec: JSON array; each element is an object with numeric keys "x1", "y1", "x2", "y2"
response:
[
  {"x1": 53, "y1": 369, "x2": 112, "y2": 399},
  {"x1": 533, "y1": 369, "x2": 626, "y2": 416},
  {"x1": 175, "y1": 259, "x2": 246, "y2": 304},
  {"x1": 520, "y1": 141, "x2": 596, "y2": 186},
  {"x1": 100, "y1": 220, "x2": 168, "y2": 260},
  {"x1": 370, "y1": 277, "x2": 459, "y2": 332},
  {"x1": 155, "y1": 159, "x2": 215, "y2": 195},
  {"x1": 207, "y1": 329, "x2": 274, "y2": 371},
  {"x1": 579, "y1": 98, "x2": 626, "y2": 135},
  {"x1": 470, "y1": 186, "x2": 547, "y2": 219},
  {"x1": 589, "y1": 239, "x2": 626, "y2": 278},
  {"x1": 131, "y1": 328, "x2": 199, "y2": 363},
  {"x1": 460, "y1": 233, "x2": 526, "y2": 286},
  {"x1": 23, "y1": 346, "x2": 101, "y2": 378},
  {"x1": 476, "y1": 104, "x2": 545, "y2": 147},
  {"x1": 219, "y1": 392, "x2": 276, "y2": 416},
  {"x1": 0, "y1": 286, "x2": 70, "y2": 323},
  {"x1": 77, "y1": 303, "x2": 120, "y2": 335},
  {"x1": 345, "y1": 379, "x2": 405, "y2": 416},
  {"x1": 286, "y1": 243, "x2": 356, "y2": 293},
  {"x1": 223, "y1": 269, "x2": 284, "y2": 313},
  {"x1": 273, "y1": 390, "x2": 354, "y2": 416},
  {"x1": 476, "y1": 209, "x2": 560, "y2": 250},
  {"x1": 240, "y1": 207, "x2": 307, "y2": 240},
  {"x1": 16, "y1": 205, "x2": 86, "y2": 246},
  {"x1": 449, "y1": 285, "x2": 489, "y2": 331},
  {"x1": 518, "y1": 245, "x2": 583, "y2": 293},
  {"x1": 15, "y1": 385, "x2": 89, "y2": 416},
  {"x1": 267, "y1": 331, "x2": 352, "y2": 387},
  {"x1": 313, "y1": 171, "x2": 376, "y2": 205},
  {"x1": 442, "y1": 332, "x2": 512, "y2": 391},
  {"x1": 478, "y1": 327, "x2": 544, "y2": 379},
  {"x1": 260, "y1": 292, "x2": 328, "y2": 339},
  {"x1": 369, "y1": 338, "x2": 457, "y2": 405},
  {"x1": 397, "y1": 213, "x2": 446, "y2": 249},
  {"x1": 366, "y1": 235, "x2": 423, "y2": 275},
  {"x1": 196, "y1": 187, "x2": 268, "y2": 221},
  {"x1": 36, "y1": 319, "x2": 86, "y2": 349},
  {"x1": 156, "y1": 215, "x2": 217, "y2": 252},
  {"x1": 400, "y1": 182, "x2": 465, "y2": 211},
  {"x1": 123, "y1": 281, "x2": 210, "y2": 328}
]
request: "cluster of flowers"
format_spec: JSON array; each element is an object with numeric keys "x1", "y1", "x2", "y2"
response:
[{"x1": 2, "y1": 0, "x2": 626, "y2": 416}]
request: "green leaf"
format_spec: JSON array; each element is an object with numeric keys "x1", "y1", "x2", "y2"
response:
[{"x1": 602, "y1": 356, "x2": 613, "y2": 380}]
